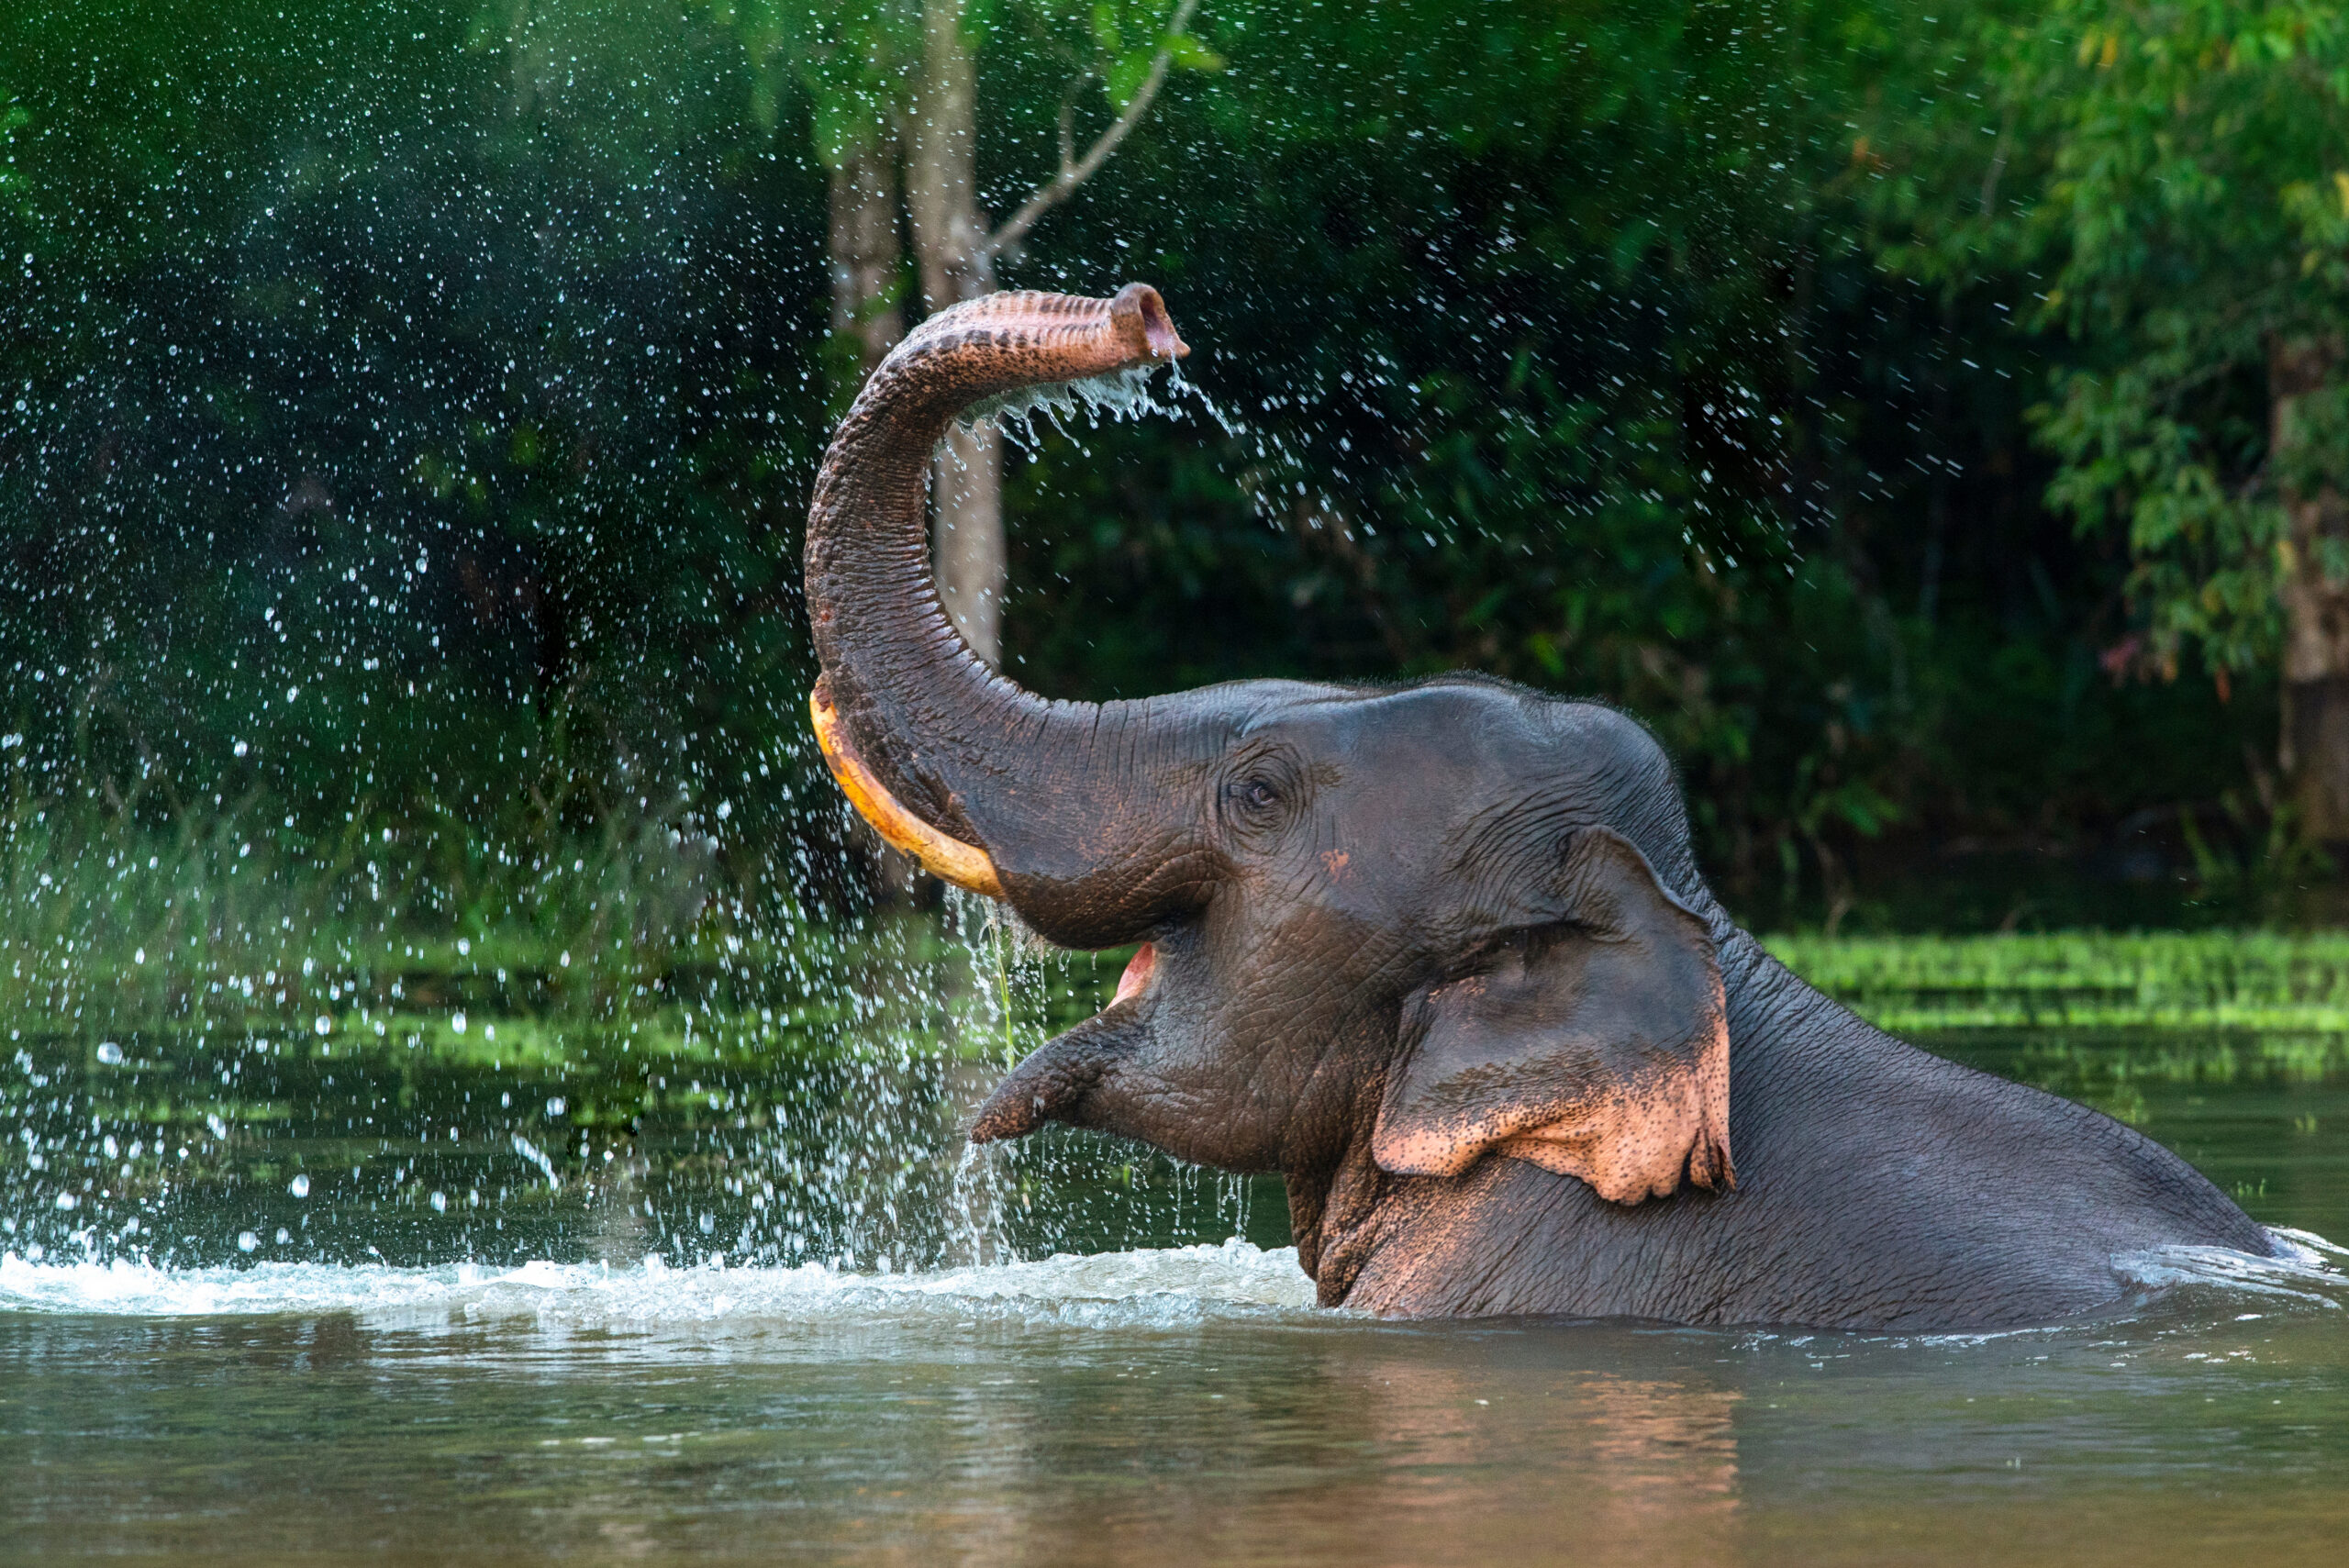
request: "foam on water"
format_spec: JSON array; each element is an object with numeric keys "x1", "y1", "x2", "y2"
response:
[
  {"x1": 5, "y1": 1229, "x2": 2336, "y2": 1335},
  {"x1": 0, "y1": 1239, "x2": 1321, "y2": 1332},
  {"x1": 2112, "y1": 1227, "x2": 2349, "y2": 1310}
]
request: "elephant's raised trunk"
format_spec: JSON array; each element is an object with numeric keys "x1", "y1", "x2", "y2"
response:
[{"x1": 803, "y1": 284, "x2": 1205, "y2": 946}]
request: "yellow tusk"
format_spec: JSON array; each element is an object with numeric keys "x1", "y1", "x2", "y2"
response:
[{"x1": 809, "y1": 684, "x2": 1005, "y2": 898}]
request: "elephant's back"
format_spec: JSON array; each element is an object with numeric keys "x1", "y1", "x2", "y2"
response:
[
  {"x1": 1344, "y1": 957, "x2": 2273, "y2": 1328},
  {"x1": 1681, "y1": 965, "x2": 2274, "y2": 1326}
]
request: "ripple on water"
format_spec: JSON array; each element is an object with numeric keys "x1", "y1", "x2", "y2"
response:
[
  {"x1": 3, "y1": 1229, "x2": 2339, "y2": 1338},
  {"x1": 2110, "y1": 1226, "x2": 2349, "y2": 1312},
  {"x1": 0, "y1": 1238, "x2": 1323, "y2": 1332}
]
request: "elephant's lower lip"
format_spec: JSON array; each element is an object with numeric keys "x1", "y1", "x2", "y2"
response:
[{"x1": 1111, "y1": 943, "x2": 1156, "y2": 1007}]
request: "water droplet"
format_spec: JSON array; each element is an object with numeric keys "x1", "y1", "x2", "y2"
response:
[
  {"x1": 451, "y1": 1011, "x2": 468, "y2": 1034},
  {"x1": 289, "y1": 1173, "x2": 311, "y2": 1198},
  {"x1": 237, "y1": 1231, "x2": 259, "y2": 1252},
  {"x1": 95, "y1": 1041, "x2": 124, "y2": 1065}
]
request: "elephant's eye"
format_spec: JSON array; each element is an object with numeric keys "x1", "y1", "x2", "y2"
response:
[
  {"x1": 1222, "y1": 774, "x2": 1287, "y2": 829},
  {"x1": 1219, "y1": 751, "x2": 1303, "y2": 839}
]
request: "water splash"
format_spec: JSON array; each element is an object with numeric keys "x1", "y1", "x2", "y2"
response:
[
  {"x1": 949, "y1": 1140, "x2": 1009, "y2": 1268},
  {"x1": 2115, "y1": 1227, "x2": 2348, "y2": 1311},
  {"x1": 957, "y1": 362, "x2": 1168, "y2": 447},
  {"x1": 950, "y1": 357, "x2": 1241, "y2": 462},
  {"x1": 0, "y1": 1239, "x2": 1319, "y2": 1332}
]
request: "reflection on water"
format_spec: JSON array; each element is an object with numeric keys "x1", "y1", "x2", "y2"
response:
[
  {"x1": 6, "y1": 930, "x2": 2349, "y2": 1563},
  {"x1": 0, "y1": 1238, "x2": 2343, "y2": 1566},
  {"x1": 6, "y1": 983, "x2": 2346, "y2": 1274}
]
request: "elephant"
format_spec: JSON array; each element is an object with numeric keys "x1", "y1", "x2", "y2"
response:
[{"x1": 802, "y1": 282, "x2": 2277, "y2": 1329}]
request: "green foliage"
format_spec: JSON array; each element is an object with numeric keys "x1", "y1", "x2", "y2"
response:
[
  {"x1": 1880, "y1": 1, "x2": 2349, "y2": 679},
  {"x1": 702, "y1": 0, "x2": 920, "y2": 157},
  {"x1": 701, "y1": 1, "x2": 1219, "y2": 161},
  {"x1": 996, "y1": 0, "x2": 2291, "y2": 917},
  {"x1": 1770, "y1": 928, "x2": 2349, "y2": 1031},
  {"x1": 0, "y1": 0, "x2": 2333, "y2": 937},
  {"x1": 0, "y1": 0, "x2": 836, "y2": 906}
]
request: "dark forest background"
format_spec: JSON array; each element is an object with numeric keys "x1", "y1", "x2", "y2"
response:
[{"x1": 4, "y1": 0, "x2": 2344, "y2": 940}]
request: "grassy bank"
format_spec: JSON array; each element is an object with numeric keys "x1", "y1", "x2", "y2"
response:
[
  {"x1": 8, "y1": 806, "x2": 2349, "y2": 1050},
  {"x1": 1767, "y1": 931, "x2": 2349, "y2": 1034},
  {"x1": 7, "y1": 836, "x2": 2346, "y2": 1264},
  {"x1": 9, "y1": 823, "x2": 2349, "y2": 1045}
]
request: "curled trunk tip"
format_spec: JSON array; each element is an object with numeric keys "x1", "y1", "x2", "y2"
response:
[
  {"x1": 1112, "y1": 282, "x2": 1188, "y2": 362},
  {"x1": 802, "y1": 281, "x2": 1202, "y2": 945}
]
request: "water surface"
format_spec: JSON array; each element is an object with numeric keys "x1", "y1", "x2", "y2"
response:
[
  {"x1": 3, "y1": 1237, "x2": 2345, "y2": 1566},
  {"x1": 5, "y1": 1011, "x2": 2347, "y2": 1563}
]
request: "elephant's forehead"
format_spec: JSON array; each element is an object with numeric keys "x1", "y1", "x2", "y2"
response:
[
  {"x1": 1225, "y1": 681, "x2": 1697, "y2": 916},
  {"x1": 1269, "y1": 682, "x2": 1629, "y2": 784},
  {"x1": 1257, "y1": 686, "x2": 1653, "y2": 879}
]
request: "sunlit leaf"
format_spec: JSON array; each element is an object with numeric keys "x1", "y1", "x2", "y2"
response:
[
  {"x1": 1103, "y1": 48, "x2": 1154, "y2": 109},
  {"x1": 1161, "y1": 31, "x2": 1224, "y2": 72}
]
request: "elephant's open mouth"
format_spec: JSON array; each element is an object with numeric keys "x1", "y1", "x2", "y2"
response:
[
  {"x1": 1110, "y1": 942, "x2": 1156, "y2": 1006},
  {"x1": 965, "y1": 942, "x2": 1161, "y2": 1145}
]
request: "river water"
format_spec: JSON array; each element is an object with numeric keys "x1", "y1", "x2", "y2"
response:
[{"x1": 5, "y1": 1013, "x2": 2348, "y2": 1563}]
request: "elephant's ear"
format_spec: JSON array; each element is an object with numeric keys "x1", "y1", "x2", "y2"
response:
[{"x1": 1372, "y1": 828, "x2": 1733, "y2": 1205}]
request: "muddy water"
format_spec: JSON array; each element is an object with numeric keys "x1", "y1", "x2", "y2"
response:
[
  {"x1": 4, "y1": 1021, "x2": 2347, "y2": 1565},
  {"x1": 1, "y1": 1242, "x2": 2344, "y2": 1566}
]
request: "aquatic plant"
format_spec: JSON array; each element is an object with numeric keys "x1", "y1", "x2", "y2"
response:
[{"x1": 1770, "y1": 930, "x2": 2349, "y2": 1033}]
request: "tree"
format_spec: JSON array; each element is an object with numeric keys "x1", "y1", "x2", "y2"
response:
[
  {"x1": 3, "y1": 0, "x2": 2311, "y2": 929},
  {"x1": 720, "y1": 0, "x2": 1216, "y2": 663},
  {"x1": 1909, "y1": 2, "x2": 2349, "y2": 840}
]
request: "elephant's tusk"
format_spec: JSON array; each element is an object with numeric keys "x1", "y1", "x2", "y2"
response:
[{"x1": 809, "y1": 684, "x2": 1005, "y2": 898}]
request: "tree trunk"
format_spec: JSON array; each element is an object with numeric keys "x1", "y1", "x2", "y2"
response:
[
  {"x1": 826, "y1": 137, "x2": 906, "y2": 387},
  {"x1": 2273, "y1": 334, "x2": 2349, "y2": 843},
  {"x1": 905, "y1": 0, "x2": 1004, "y2": 667},
  {"x1": 827, "y1": 135, "x2": 916, "y2": 901}
]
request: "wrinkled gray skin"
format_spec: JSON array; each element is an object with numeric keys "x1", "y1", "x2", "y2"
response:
[
  {"x1": 805, "y1": 287, "x2": 2276, "y2": 1330},
  {"x1": 970, "y1": 677, "x2": 2270, "y2": 1328}
]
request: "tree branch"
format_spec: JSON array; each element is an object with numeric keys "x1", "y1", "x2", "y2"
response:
[
  {"x1": 1055, "y1": 74, "x2": 1085, "y2": 174},
  {"x1": 982, "y1": 0, "x2": 1200, "y2": 261}
]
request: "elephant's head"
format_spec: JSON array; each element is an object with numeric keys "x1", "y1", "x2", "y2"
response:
[{"x1": 804, "y1": 285, "x2": 1731, "y2": 1256}]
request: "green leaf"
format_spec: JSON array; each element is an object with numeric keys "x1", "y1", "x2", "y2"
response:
[
  {"x1": 1161, "y1": 32, "x2": 1225, "y2": 72},
  {"x1": 1104, "y1": 49, "x2": 1154, "y2": 111},
  {"x1": 1090, "y1": 3, "x2": 1122, "y2": 55}
]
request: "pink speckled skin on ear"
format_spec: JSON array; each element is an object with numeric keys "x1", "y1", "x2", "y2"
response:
[{"x1": 1374, "y1": 829, "x2": 1731, "y2": 1206}]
